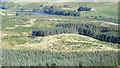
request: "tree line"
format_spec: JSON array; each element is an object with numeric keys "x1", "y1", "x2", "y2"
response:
[
  {"x1": 42, "y1": 6, "x2": 80, "y2": 16},
  {"x1": 56, "y1": 23, "x2": 119, "y2": 44},
  {"x1": 32, "y1": 23, "x2": 119, "y2": 44},
  {"x1": 32, "y1": 27, "x2": 78, "y2": 37}
]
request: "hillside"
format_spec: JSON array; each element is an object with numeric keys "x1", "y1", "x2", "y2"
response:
[
  {"x1": 1, "y1": 34, "x2": 119, "y2": 66},
  {"x1": 2, "y1": 34, "x2": 118, "y2": 51}
]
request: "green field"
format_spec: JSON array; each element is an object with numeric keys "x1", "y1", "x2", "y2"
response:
[
  {"x1": 42, "y1": 2, "x2": 118, "y2": 18},
  {"x1": 0, "y1": 9, "x2": 8, "y2": 12}
]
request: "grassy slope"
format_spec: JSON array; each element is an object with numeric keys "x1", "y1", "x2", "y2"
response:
[
  {"x1": 2, "y1": 15, "x2": 117, "y2": 50},
  {"x1": 2, "y1": 34, "x2": 118, "y2": 51},
  {"x1": 80, "y1": 2, "x2": 118, "y2": 18},
  {"x1": 1, "y1": 34, "x2": 119, "y2": 66},
  {"x1": 2, "y1": 14, "x2": 119, "y2": 50}
]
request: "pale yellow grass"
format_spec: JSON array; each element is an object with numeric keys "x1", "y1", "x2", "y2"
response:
[{"x1": 3, "y1": 34, "x2": 117, "y2": 51}]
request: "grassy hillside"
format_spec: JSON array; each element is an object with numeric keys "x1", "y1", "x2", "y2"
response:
[
  {"x1": 2, "y1": 15, "x2": 119, "y2": 47},
  {"x1": 2, "y1": 34, "x2": 118, "y2": 51}
]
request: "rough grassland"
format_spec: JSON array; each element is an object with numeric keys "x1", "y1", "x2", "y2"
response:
[{"x1": 2, "y1": 34, "x2": 119, "y2": 51}]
